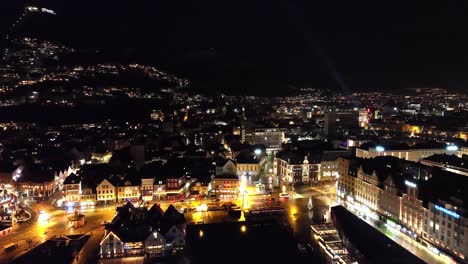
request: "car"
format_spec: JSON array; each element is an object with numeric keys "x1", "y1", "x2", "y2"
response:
[{"x1": 279, "y1": 193, "x2": 290, "y2": 199}]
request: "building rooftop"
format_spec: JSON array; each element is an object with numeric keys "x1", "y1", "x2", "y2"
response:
[
  {"x1": 331, "y1": 205, "x2": 426, "y2": 264},
  {"x1": 421, "y1": 154, "x2": 468, "y2": 170}
]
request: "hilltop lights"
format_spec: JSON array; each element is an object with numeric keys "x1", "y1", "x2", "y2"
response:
[{"x1": 375, "y1": 145, "x2": 385, "y2": 152}]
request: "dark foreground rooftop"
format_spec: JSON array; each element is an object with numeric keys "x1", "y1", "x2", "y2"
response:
[{"x1": 186, "y1": 220, "x2": 311, "y2": 264}]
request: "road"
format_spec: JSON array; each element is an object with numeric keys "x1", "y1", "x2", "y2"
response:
[
  {"x1": 0, "y1": 201, "x2": 115, "y2": 263},
  {"x1": 339, "y1": 198, "x2": 452, "y2": 264}
]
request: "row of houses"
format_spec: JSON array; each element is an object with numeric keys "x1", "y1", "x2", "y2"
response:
[
  {"x1": 337, "y1": 155, "x2": 468, "y2": 263},
  {"x1": 62, "y1": 154, "x2": 263, "y2": 206},
  {"x1": 0, "y1": 160, "x2": 76, "y2": 199},
  {"x1": 100, "y1": 202, "x2": 186, "y2": 260}
]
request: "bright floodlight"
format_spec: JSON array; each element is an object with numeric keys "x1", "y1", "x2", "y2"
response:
[
  {"x1": 375, "y1": 145, "x2": 385, "y2": 152},
  {"x1": 254, "y1": 149, "x2": 262, "y2": 155},
  {"x1": 446, "y1": 145, "x2": 458, "y2": 151}
]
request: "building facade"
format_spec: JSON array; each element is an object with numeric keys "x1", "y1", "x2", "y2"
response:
[
  {"x1": 254, "y1": 128, "x2": 285, "y2": 152},
  {"x1": 96, "y1": 179, "x2": 117, "y2": 203},
  {"x1": 356, "y1": 146, "x2": 458, "y2": 162},
  {"x1": 422, "y1": 201, "x2": 468, "y2": 262},
  {"x1": 274, "y1": 155, "x2": 320, "y2": 184},
  {"x1": 210, "y1": 174, "x2": 239, "y2": 199}
]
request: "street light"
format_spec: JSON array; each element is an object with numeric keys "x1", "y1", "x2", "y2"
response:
[{"x1": 240, "y1": 225, "x2": 247, "y2": 233}]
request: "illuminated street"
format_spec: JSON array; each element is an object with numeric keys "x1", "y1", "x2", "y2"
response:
[{"x1": 0, "y1": 201, "x2": 115, "y2": 263}]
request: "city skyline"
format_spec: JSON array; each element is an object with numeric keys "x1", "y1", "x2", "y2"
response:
[{"x1": 1, "y1": 1, "x2": 468, "y2": 264}]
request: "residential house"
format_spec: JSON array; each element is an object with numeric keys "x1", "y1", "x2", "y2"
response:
[
  {"x1": 99, "y1": 231, "x2": 125, "y2": 258},
  {"x1": 144, "y1": 230, "x2": 166, "y2": 259},
  {"x1": 215, "y1": 158, "x2": 237, "y2": 176},
  {"x1": 96, "y1": 178, "x2": 118, "y2": 204},
  {"x1": 63, "y1": 173, "x2": 81, "y2": 206},
  {"x1": 80, "y1": 184, "x2": 96, "y2": 207},
  {"x1": 117, "y1": 176, "x2": 141, "y2": 203},
  {"x1": 236, "y1": 153, "x2": 261, "y2": 177}
]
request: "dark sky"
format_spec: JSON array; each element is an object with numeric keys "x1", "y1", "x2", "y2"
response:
[{"x1": 2, "y1": 1, "x2": 468, "y2": 95}]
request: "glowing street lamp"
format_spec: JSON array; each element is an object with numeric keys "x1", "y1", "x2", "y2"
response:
[{"x1": 240, "y1": 225, "x2": 247, "y2": 233}]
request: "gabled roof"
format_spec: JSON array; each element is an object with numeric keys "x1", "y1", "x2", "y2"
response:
[
  {"x1": 235, "y1": 153, "x2": 259, "y2": 164},
  {"x1": 160, "y1": 204, "x2": 186, "y2": 234},
  {"x1": 63, "y1": 173, "x2": 80, "y2": 185},
  {"x1": 214, "y1": 157, "x2": 237, "y2": 167},
  {"x1": 276, "y1": 150, "x2": 321, "y2": 164}
]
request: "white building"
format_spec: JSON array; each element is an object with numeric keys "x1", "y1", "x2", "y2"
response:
[
  {"x1": 96, "y1": 178, "x2": 117, "y2": 203},
  {"x1": 99, "y1": 231, "x2": 125, "y2": 258},
  {"x1": 356, "y1": 144, "x2": 458, "y2": 162}
]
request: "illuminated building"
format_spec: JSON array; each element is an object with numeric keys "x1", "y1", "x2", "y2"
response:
[
  {"x1": 63, "y1": 173, "x2": 81, "y2": 204},
  {"x1": 215, "y1": 158, "x2": 237, "y2": 176},
  {"x1": 458, "y1": 131, "x2": 468, "y2": 141},
  {"x1": 401, "y1": 181, "x2": 424, "y2": 235},
  {"x1": 422, "y1": 201, "x2": 468, "y2": 261},
  {"x1": 346, "y1": 138, "x2": 369, "y2": 150},
  {"x1": 141, "y1": 177, "x2": 154, "y2": 202},
  {"x1": 254, "y1": 128, "x2": 286, "y2": 153},
  {"x1": 236, "y1": 153, "x2": 261, "y2": 177},
  {"x1": 190, "y1": 178, "x2": 210, "y2": 197},
  {"x1": 80, "y1": 186, "x2": 96, "y2": 207},
  {"x1": 210, "y1": 174, "x2": 239, "y2": 199},
  {"x1": 337, "y1": 157, "x2": 358, "y2": 199},
  {"x1": 355, "y1": 167, "x2": 379, "y2": 214},
  {"x1": 144, "y1": 230, "x2": 166, "y2": 258},
  {"x1": 320, "y1": 151, "x2": 350, "y2": 181},
  {"x1": 91, "y1": 151, "x2": 112, "y2": 163},
  {"x1": 402, "y1": 124, "x2": 422, "y2": 134},
  {"x1": 274, "y1": 151, "x2": 320, "y2": 184},
  {"x1": 96, "y1": 178, "x2": 117, "y2": 203},
  {"x1": 356, "y1": 142, "x2": 458, "y2": 162},
  {"x1": 459, "y1": 146, "x2": 468, "y2": 157},
  {"x1": 99, "y1": 231, "x2": 125, "y2": 258},
  {"x1": 117, "y1": 177, "x2": 141, "y2": 203},
  {"x1": 12, "y1": 165, "x2": 55, "y2": 198}
]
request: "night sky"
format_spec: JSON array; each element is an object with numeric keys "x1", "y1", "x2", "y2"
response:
[{"x1": 2, "y1": 1, "x2": 468, "y2": 95}]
